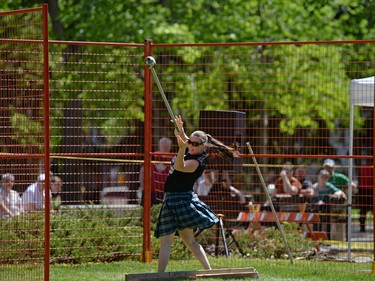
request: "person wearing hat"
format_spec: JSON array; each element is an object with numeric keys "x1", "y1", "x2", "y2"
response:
[
  {"x1": 22, "y1": 173, "x2": 53, "y2": 212},
  {"x1": 312, "y1": 169, "x2": 347, "y2": 239},
  {"x1": 323, "y1": 159, "x2": 357, "y2": 194},
  {"x1": 312, "y1": 169, "x2": 347, "y2": 204}
]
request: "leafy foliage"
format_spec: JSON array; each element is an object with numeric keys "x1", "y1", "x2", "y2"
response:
[
  {"x1": 1, "y1": 1, "x2": 374, "y2": 153},
  {"x1": 50, "y1": 206, "x2": 143, "y2": 264},
  {"x1": 0, "y1": 213, "x2": 45, "y2": 264},
  {"x1": 0, "y1": 208, "x2": 143, "y2": 265}
]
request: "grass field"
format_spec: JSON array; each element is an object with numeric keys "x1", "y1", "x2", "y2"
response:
[{"x1": 50, "y1": 258, "x2": 375, "y2": 281}]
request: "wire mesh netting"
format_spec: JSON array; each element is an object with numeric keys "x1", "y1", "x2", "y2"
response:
[
  {"x1": 1, "y1": 6, "x2": 374, "y2": 280},
  {"x1": 48, "y1": 42, "x2": 145, "y2": 264},
  {"x1": 149, "y1": 42, "x2": 374, "y2": 270},
  {"x1": 0, "y1": 7, "x2": 46, "y2": 281}
]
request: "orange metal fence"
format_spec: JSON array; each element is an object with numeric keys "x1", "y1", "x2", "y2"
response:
[
  {"x1": 0, "y1": 5, "x2": 49, "y2": 281},
  {"x1": 146, "y1": 41, "x2": 374, "y2": 270},
  {"x1": 1, "y1": 5, "x2": 375, "y2": 281}
]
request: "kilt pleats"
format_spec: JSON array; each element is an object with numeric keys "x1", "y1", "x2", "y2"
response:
[{"x1": 154, "y1": 192, "x2": 219, "y2": 238}]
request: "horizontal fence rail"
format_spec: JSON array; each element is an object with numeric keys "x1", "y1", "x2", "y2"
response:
[{"x1": 1, "y1": 6, "x2": 374, "y2": 281}]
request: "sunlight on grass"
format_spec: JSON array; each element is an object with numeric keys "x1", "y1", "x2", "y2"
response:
[{"x1": 49, "y1": 258, "x2": 375, "y2": 281}]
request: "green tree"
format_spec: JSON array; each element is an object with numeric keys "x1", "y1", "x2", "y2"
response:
[{"x1": 0, "y1": 0, "x2": 373, "y2": 153}]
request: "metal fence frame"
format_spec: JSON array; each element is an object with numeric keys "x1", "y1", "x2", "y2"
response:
[{"x1": 1, "y1": 4, "x2": 375, "y2": 280}]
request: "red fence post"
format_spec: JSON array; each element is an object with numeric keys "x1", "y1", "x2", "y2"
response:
[
  {"x1": 43, "y1": 4, "x2": 51, "y2": 281},
  {"x1": 142, "y1": 39, "x2": 153, "y2": 263},
  {"x1": 372, "y1": 67, "x2": 375, "y2": 274}
]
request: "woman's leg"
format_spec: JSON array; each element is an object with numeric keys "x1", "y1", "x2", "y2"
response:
[
  {"x1": 179, "y1": 228, "x2": 211, "y2": 270},
  {"x1": 158, "y1": 233, "x2": 174, "y2": 272}
]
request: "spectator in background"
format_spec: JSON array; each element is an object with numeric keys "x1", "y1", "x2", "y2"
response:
[
  {"x1": 22, "y1": 173, "x2": 52, "y2": 212},
  {"x1": 222, "y1": 177, "x2": 247, "y2": 205},
  {"x1": 0, "y1": 173, "x2": 22, "y2": 219},
  {"x1": 312, "y1": 169, "x2": 347, "y2": 239},
  {"x1": 294, "y1": 165, "x2": 314, "y2": 197},
  {"x1": 51, "y1": 176, "x2": 63, "y2": 211},
  {"x1": 323, "y1": 159, "x2": 357, "y2": 194},
  {"x1": 357, "y1": 159, "x2": 373, "y2": 232},
  {"x1": 312, "y1": 169, "x2": 347, "y2": 204},
  {"x1": 206, "y1": 176, "x2": 247, "y2": 219},
  {"x1": 195, "y1": 170, "x2": 215, "y2": 196},
  {"x1": 275, "y1": 162, "x2": 302, "y2": 195},
  {"x1": 262, "y1": 163, "x2": 302, "y2": 212},
  {"x1": 139, "y1": 137, "x2": 172, "y2": 206}
]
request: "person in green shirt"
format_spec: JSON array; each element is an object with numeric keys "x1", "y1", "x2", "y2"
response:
[
  {"x1": 312, "y1": 169, "x2": 347, "y2": 204},
  {"x1": 312, "y1": 169, "x2": 347, "y2": 239},
  {"x1": 323, "y1": 159, "x2": 357, "y2": 194}
]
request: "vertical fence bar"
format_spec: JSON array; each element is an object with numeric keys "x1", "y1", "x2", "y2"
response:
[
  {"x1": 42, "y1": 4, "x2": 50, "y2": 281},
  {"x1": 142, "y1": 38, "x2": 153, "y2": 262},
  {"x1": 0, "y1": 6, "x2": 46, "y2": 281},
  {"x1": 348, "y1": 103, "x2": 354, "y2": 261},
  {"x1": 372, "y1": 67, "x2": 375, "y2": 274}
]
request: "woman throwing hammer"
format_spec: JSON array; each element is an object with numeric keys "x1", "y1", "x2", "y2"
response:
[{"x1": 154, "y1": 115, "x2": 239, "y2": 272}]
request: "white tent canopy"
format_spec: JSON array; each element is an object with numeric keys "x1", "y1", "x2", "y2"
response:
[
  {"x1": 350, "y1": 76, "x2": 374, "y2": 107},
  {"x1": 348, "y1": 76, "x2": 374, "y2": 260}
]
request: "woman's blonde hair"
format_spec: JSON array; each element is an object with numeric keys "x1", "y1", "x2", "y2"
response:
[{"x1": 191, "y1": 130, "x2": 239, "y2": 160}]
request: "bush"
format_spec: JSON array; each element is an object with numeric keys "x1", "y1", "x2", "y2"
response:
[
  {"x1": 0, "y1": 206, "x2": 144, "y2": 265},
  {"x1": 0, "y1": 212, "x2": 45, "y2": 264},
  {"x1": 1, "y1": 205, "x2": 317, "y2": 265},
  {"x1": 232, "y1": 222, "x2": 317, "y2": 259},
  {"x1": 50, "y1": 206, "x2": 143, "y2": 264}
]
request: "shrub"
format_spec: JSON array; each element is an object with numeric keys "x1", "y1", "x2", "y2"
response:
[
  {"x1": 50, "y1": 206, "x2": 143, "y2": 264},
  {"x1": 0, "y1": 205, "x2": 317, "y2": 265},
  {"x1": 232, "y1": 222, "x2": 317, "y2": 259},
  {"x1": 0, "y1": 213, "x2": 45, "y2": 264},
  {"x1": 0, "y1": 206, "x2": 143, "y2": 265}
]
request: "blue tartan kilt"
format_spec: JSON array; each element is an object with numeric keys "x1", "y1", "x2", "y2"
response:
[{"x1": 154, "y1": 192, "x2": 219, "y2": 238}]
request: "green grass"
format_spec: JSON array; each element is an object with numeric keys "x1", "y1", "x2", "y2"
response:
[{"x1": 50, "y1": 258, "x2": 375, "y2": 281}]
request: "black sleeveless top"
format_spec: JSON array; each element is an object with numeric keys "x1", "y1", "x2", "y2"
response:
[{"x1": 164, "y1": 151, "x2": 207, "y2": 193}]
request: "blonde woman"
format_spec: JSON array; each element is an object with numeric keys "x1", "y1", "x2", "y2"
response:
[{"x1": 154, "y1": 115, "x2": 239, "y2": 272}]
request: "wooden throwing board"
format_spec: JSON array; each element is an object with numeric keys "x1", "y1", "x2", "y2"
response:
[{"x1": 126, "y1": 267, "x2": 259, "y2": 280}]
